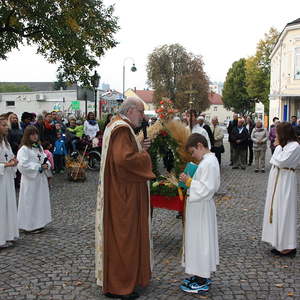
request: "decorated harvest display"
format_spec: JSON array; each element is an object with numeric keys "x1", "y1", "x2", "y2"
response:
[{"x1": 139, "y1": 99, "x2": 196, "y2": 210}]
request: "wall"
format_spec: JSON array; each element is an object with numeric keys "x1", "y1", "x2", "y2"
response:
[
  {"x1": 0, "y1": 90, "x2": 88, "y2": 118},
  {"x1": 201, "y1": 104, "x2": 233, "y2": 124},
  {"x1": 269, "y1": 24, "x2": 300, "y2": 124}
]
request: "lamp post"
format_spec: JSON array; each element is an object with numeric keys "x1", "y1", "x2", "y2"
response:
[
  {"x1": 123, "y1": 57, "x2": 137, "y2": 100},
  {"x1": 91, "y1": 70, "x2": 100, "y2": 118}
]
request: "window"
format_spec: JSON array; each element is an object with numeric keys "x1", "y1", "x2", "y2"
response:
[
  {"x1": 6, "y1": 101, "x2": 15, "y2": 107},
  {"x1": 213, "y1": 106, "x2": 218, "y2": 111},
  {"x1": 295, "y1": 47, "x2": 300, "y2": 79}
]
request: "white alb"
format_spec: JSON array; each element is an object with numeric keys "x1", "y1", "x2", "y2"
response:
[
  {"x1": 183, "y1": 152, "x2": 220, "y2": 278},
  {"x1": 17, "y1": 145, "x2": 52, "y2": 231}
]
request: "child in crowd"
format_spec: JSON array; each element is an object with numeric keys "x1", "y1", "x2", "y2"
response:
[
  {"x1": 53, "y1": 131, "x2": 67, "y2": 173},
  {"x1": 17, "y1": 126, "x2": 52, "y2": 233},
  {"x1": 66, "y1": 119, "x2": 84, "y2": 153},
  {"x1": 92, "y1": 131, "x2": 103, "y2": 149},
  {"x1": 42, "y1": 141, "x2": 54, "y2": 183},
  {"x1": 179, "y1": 133, "x2": 220, "y2": 295}
]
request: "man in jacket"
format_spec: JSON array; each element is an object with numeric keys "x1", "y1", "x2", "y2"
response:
[
  {"x1": 227, "y1": 113, "x2": 238, "y2": 165},
  {"x1": 210, "y1": 117, "x2": 224, "y2": 165},
  {"x1": 229, "y1": 118, "x2": 249, "y2": 170}
]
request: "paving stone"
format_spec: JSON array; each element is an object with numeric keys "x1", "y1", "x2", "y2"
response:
[{"x1": 1, "y1": 142, "x2": 300, "y2": 299}]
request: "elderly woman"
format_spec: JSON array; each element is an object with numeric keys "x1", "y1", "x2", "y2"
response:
[{"x1": 251, "y1": 120, "x2": 268, "y2": 173}]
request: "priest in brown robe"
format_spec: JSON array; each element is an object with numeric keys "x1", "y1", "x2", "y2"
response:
[{"x1": 95, "y1": 97, "x2": 155, "y2": 300}]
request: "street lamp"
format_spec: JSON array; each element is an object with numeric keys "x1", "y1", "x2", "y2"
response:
[
  {"x1": 123, "y1": 57, "x2": 137, "y2": 100},
  {"x1": 91, "y1": 70, "x2": 100, "y2": 118}
]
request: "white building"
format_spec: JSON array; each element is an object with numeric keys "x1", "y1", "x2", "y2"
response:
[
  {"x1": 0, "y1": 90, "x2": 86, "y2": 118},
  {"x1": 201, "y1": 92, "x2": 233, "y2": 125},
  {"x1": 269, "y1": 18, "x2": 300, "y2": 124}
]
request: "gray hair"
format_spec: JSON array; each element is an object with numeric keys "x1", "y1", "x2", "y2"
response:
[{"x1": 118, "y1": 97, "x2": 142, "y2": 115}]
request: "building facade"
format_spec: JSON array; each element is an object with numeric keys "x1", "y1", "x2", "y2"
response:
[
  {"x1": 269, "y1": 18, "x2": 300, "y2": 124},
  {"x1": 0, "y1": 90, "x2": 86, "y2": 118},
  {"x1": 125, "y1": 88, "x2": 155, "y2": 111},
  {"x1": 201, "y1": 92, "x2": 233, "y2": 125}
]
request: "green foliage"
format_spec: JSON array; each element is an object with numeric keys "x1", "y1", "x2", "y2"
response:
[
  {"x1": 150, "y1": 177, "x2": 178, "y2": 197},
  {"x1": 222, "y1": 58, "x2": 254, "y2": 115},
  {"x1": 53, "y1": 72, "x2": 67, "y2": 90},
  {"x1": 0, "y1": 83, "x2": 32, "y2": 92},
  {"x1": 245, "y1": 28, "x2": 279, "y2": 114},
  {"x1": 146, "y1": 43, "x2": 210, "y2": 112},
  {"x1": 98, "y1": 118, "x2": 106, "y2": 131},
  {"x1": 148, "y1": 129, "x2": 182, "y2": 177},
  {"x1": 0, "y1": 0, "x2": 119, "y2": 85}
]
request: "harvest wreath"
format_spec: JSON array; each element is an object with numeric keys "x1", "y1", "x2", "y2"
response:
[{"x1": 139, "y1": 99, "x2": 194, "y2": 202}]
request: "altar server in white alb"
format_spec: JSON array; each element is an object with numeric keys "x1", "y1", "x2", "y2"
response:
[
  {"x1": 0, "y1": 116, "x2": 19, "y2": 249},
  {"x1": 179, "y1": 133, "x2": 220, "y2": 295},
  {"x1": 262, "y1": 122, "x2": 300, "y2": 257},
  {"x1": 17, "y1": 126, "x2": 52, "y2": 233}
]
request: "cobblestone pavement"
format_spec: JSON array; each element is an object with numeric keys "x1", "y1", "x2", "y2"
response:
[{"x1": 1, "y1": 142, "x2": 300, "y2": 300}]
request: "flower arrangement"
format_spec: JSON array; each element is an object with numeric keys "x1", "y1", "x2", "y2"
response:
[
  {"x1": 156, "y1": 99, "x2": 179, "y2": 121},
  {"x1": 150, "y1": 176, "x2": 179, "y2": 197},
  {"x1": 148, "y1": 128, "x2": 182, "y2": 177}
]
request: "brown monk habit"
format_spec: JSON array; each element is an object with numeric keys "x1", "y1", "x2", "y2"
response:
[{"x1": 103, "y1": 119, "x2": 155, "y2": 295}]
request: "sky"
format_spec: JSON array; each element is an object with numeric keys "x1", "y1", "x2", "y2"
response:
[{"x1": 0, "y1": 0, "x2": 299, "y2": 92}]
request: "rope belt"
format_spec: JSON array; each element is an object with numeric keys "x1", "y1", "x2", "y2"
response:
[
  {"x1": 269, "y1": 165, "x2": 295, "y2": 224},
  {"x1": 281, "y1": 167, "x2": 295, "y2": 172}
]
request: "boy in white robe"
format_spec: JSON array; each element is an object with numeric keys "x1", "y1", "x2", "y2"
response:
[
  {"x1": 179, "y1": 133, "x2": 220, "y2": 294},
  {"x1": 17, "y1": 126, "x2": 52, "y2": 233},
  {"x1": 0, "y1": 117, "x2": 19, "y2": 249},
  {"x1": 262, "y1": 122, "x2": 300, "y2": 257}
]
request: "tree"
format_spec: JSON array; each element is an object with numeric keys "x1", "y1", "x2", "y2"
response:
[
  {"x1": 53, "y1": 72, "x2": 67, "y2": 90},
  {"x1": 0, "y1": 0, "x2": 119, "y2": 85},
  {"x1": 146, "y1": 44, "x2": 209, "y2": 112},
  {"x1": 223, "y1": 58, "x2": 253, "y2": 115},
  {"x1": 0, "y1": 83, "x2": 32, "y2": 92},
  {"x1": 245, "y1": 27, "x2": 279, "y2": 114}
]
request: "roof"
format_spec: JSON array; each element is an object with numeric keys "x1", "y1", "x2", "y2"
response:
[
  {"x1": 286, "y1": 18, "x2": 300, "y2": 27},
  {"x1": 135, "y1": 90, "x2": 154, "y2": 103},
  {"x1": 208, "y1": 92, "x2": 223, "y2": 105},
  {"x1": 272, "y1": 18, "x2": 300, "y2": 58},
  {"x1": 0, "y1": 82, "x2": 77, "y2": 92}
]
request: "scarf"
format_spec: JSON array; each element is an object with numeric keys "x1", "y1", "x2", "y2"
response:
[{"x1": 88, "y1": 120, "x2": 97, "y2": 126}]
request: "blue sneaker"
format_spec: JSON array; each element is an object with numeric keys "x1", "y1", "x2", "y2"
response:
[
  {"x1": 183, "y1": 277, "x2": 212, "y2": 286},
  {"x1": 182, "y1": 276, "x2": 197, "y2": 285},
  {"x1": 180, "y1": 282, "x2": 209, "y2": 294}
]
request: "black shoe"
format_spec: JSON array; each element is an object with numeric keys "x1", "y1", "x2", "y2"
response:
[
  {"x1": 241, "y1": 167, "x2": 246, "y2": 170},
  {"x1": 25, "y1": 227, "x2": 45, "y2": 234},
  {"x1": 271, "y1": 248, "x2": 296, "y2": 257},
  {"x1": 261, "y1": 170, "x2": 265, "y2": 173},
  {"x1": 232, "y1": 166, "x2": 238, "y2": 169},
  {"x1": 271, "y1": 248, "x2": 281, "y2": 255},
  {"x1": 229, "y1": 162, "x2": 233, "y2": 166},
  {"x1": 104, "y1": 292, "x2": 139, "y2": 299},
  {"x1": 248, "y1": 163, "x2": 252, "y2": 166},
  {"x1": 255, "y1": 169, "x2": 259, "y2": 173}
]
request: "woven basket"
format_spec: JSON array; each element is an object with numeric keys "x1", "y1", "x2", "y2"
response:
[{"x1": 66, "y1": 156, "x2": 87, "y2": 181}]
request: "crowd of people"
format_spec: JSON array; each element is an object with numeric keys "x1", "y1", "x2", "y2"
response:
[
  {"x1": 226, "y1": 114, "x2": 300, "y2": 173},
  {"x1": 1, "y1": 100, "x2": 300, "y2": 299},
  {"x1": 0, "y1": 109, "x2": 111, "y2": 249}
]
